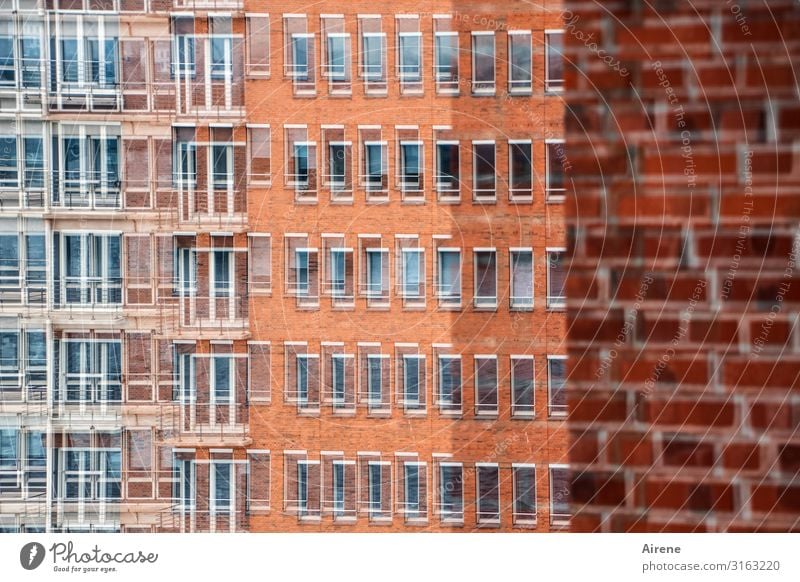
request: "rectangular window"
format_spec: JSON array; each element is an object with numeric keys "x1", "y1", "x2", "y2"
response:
[
  {"x1": 246, "y1": 15, "x2": 270, "y2": 76},
  {"x1": 472, "y1": 142, "x2": 496, "y2": 200},
  {"x1": 434, "y1": 32, "x2": 459, "y2": 91},
  {"x1": 0, "y1": 35, "x2": 14, "y2": 86},
  {"x1": 295, "y1": 249, "x2": 310, "y2": 295},
  {"x1": 212, "y1": 461, "x2": 232, "y2": 510},
  {"x1": 212, "y1": 356, "x2": 232, "y2": 403},
  {"x1": 437, "y1": 249, "x2": 461, "y2": 305},
  {"x1": 435, "y1": 142, "x2": 460, "y2": 193},
  {"x1": 26, "y1": 235, "x2": 46, "y2": 289},
  {"x1": 472, "y1": 33, "x2": 495, "y2": 93},
  {"x1": 0, "y1": 136, "x2": 18, "y2": 188},
  {"x1": 291, "y1": 34, "x2": 310, "y2": 81},
  {"x1": 547, "y1": 249, "x2": 566, "y2": 309},
  {"x1": 247, "y1": 126, "x2": 271, "y2": 184},
  {"x1": 549, "y1": 465, "x2": 570, "y2": 524},
  {"x1": 365, "y1": 249, "x2": 385, "y2": 298},
  {"x1": 509, "y1": 141, "x2": 533, "y2": 199},
  {"x1": 328, "y1": 143, "x2": 347, "y2": 189},
  {"x1": 172, "y1": 16, "x2": 196, "y2": 77},
  {"x1": 400, "y1": 141, "x2": 422, "y2": 191},
  {"x1": 476, "y1": 464, "x2": 500, "y2": 523},
  {"x1": 212, "y1": 250, "x2": 232, "y2": 296},
  {"x1": 401, "y1": 248, "x2": 423, "y2": 301},
  {"x1": 60, "y1": 233, "x2": 122, "y2": 305},
  {"x1": 513, "y1": 465, "x2": 537, "y2": 524},
  {"x1": 0, "y1": 428, "x2": 17, "y2": 468},
  {"x1": 403, "y1": 463, "x2": 421, "y2": 518},
  {"x1": 24, "y1": 137, "x2": 45, "y2": 190},
  {"x1": 508, "y1": 32, "x2": 532, "y2": 93},
  {"x1": 212, "y1": 144, "x2": 232, "y2": 189},
  {"x1": 329, "y1": 248, "x2": 346, "y2": 297},
  {"x1": 548, "y1": 356, "x2": 567, "y2": 417},
  {"x1": 475, "y1": 356, "x2": 498, "y2": 415},
  {"x1": 292, "y1": 143, "x2": 310, "y2": 188},
  {"x1": 297, "y1": 460, "x2": 308, "y2": 514},
  {"x1": 510, "y1": 250, "x2": 534, "y2": 309},
  {"x1": 367, "y1": 355, "x2": 383, "y2": 410},
  {"x1": 545, "y1": 31, "x2": 565, "y2": 93},
  {"x1": 331, "y1": 354, "x2": 346, "y2": 408},
  {"x1": 0, "y1": 235, "x2": 19, "y2": 286},
  {"x1": 296, "y1": 355, "x2": 309, "y2": 405},
  {"x1": 325, "y1": 34, "x2": 348, "y2": 82},
  {"x1": 363, "y1": 142, "x2": 386, "y2": 191},
  {"x1": 437, "y1": 355, "x2": 461, "y2": 412},
  {"x1": 473, "y1": 250, "x2": 497, "y2": 308},
  {"x1": 26, "y1": 431, "x2": 46, "y2": 467},
  {"x1": 332, "y1": 461, "x2": 345, "y2": 516},
  {"x1": 398, "y1": 33, "x2": 422, "y2": 84},
  {"x1": 210, "y1": 36, "x2": 232, "y2": 79},
  {"x1": 368, "y1": 462, "x2": 382, "y2": 517},
  {"x1": 511, "y1": 356, "x2": 534, "y2": 417},
  {"x1": 402, "y1": 354, "x2": 422, "y2": 409},
  {"x1": 439, "y1": 463, "x2": 463, "y2": 521},
  {"x1": 361, "y1": 33, "x2": 385, "y2": 82},
  {"x1": 546, "y1": 140, "x2": 566, "y2": 201}
]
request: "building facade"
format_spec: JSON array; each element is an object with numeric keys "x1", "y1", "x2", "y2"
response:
[{"x1": 0, "y1": 0, "x2": 566, "y2": 532}]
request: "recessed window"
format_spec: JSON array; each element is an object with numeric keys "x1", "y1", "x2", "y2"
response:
[
  {"x1": 326, "y1": 34, "x2": 348, "y2": 82},
  {"x1": 510, "y1": 249, "x2": 534, "y2": 309},
  {"x1": 361, "y1": 33, "x2": 385, "y2": 83},
  {"x1": 475, "y1": 356, "x2": 498, "y2": 415},
  {"x1": 548, "y1": 356, "x2": 567, "y2": 417},
  {"x1": 435, "y1": 142, "x2": 460, "y2": 193},
  {"x1": 291, "y1": 34, "x2": 310, "y2": 81},
  {"x1": 547, "y1": 250, "x2": 567, "y2": 309},
  {"x1": 513, "y1": 465, "x2": 537, "y2": 524},
  {"x1": 545, "y1": 31, "x2": 565, "y2": 93},
  {"x1": 546, "y1": 141, "x2": 566, "y2": 201},
  {"x1": 437, "y1": 355, "x2": 462, "y2": 413},
  {"x1": 436, "y1": 249, "x2": 461, "y2": 306},
  {"x1": 400, "y1": 141, "x2": 422, "y2": 191},
  {"x1": 400, "y1": 248, "x2": 424, "y2": 301},
  {"x1": 439, "y1": 463, "x2": 463, "y2": 521},
  {"x1": 402, "y1": 354, "x2": 423, "y2": 410},
  {"x1": 476, "y1": 464, "x2": 500, "y2": 523},
  {"x1": 472, "y1": 142, "x2": 496, "y2": 200},
  {"x1": 509, "y1": 32, "x2": 532, "y2": 93},
  {"x1": 511, "y1": 356, "x2": 534, "y2": 417},
  {"x1": 398, "y1": 32, "x2": 422, "y2": 83},
  {"x1": 509, "y1": 141, "x2": 533, "y2": 199},
  {"x1": 549, "y1": 465, "x2": 571, "y2": 525},
  {"x1": 473, "y1": 250, "x2": 497, "y2": 308},
  {"x1": 434, "y1": 32, "x2": 459, "y2": 91},
  {"x1": 331, "y1": 354, "x2": 346, "y2": 408},
  {"x1": 471, "y1": 33, "x2": 495, "y2": 93}
]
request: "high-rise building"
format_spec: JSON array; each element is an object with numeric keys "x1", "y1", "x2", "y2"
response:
[{"x1": 0, "y1": 0, "x2": 566, "y2": 532}]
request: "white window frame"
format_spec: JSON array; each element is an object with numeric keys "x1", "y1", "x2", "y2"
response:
[
  {"x1": 473, "y1": 248, "x2": 497, "y2": 309},
  {"x1": 546, "y1": 247, "x2": 567, "y2": 310},
  {"x1": 510, "y1": 355, "x2": 535, "y2": 418},
  {"x1": 547, "y1": 355, "x2": 568, "y2": 418},
  {"x1": 509, "y1": 247, "x2": 534, "y2": 310},
  {"x1": 508, "y1": 30, "x2": 533, "y2": 94},
  {"x1": 471, "y1": 31, "x2": 496, "y2": 95}
]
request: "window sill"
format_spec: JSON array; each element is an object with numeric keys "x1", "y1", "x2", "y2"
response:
[
  {"x1": 475, "y1": 410, "x2": 499, "y2": 419},
  {"x1": 511, "y1": 412, "x2": 536, "y2": 420}
]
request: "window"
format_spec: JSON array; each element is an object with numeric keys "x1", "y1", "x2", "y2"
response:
[
  {"x1": 546, "y1": 140, "x2": 566, "y2": 201},
  {"x1": 331, "y1": 354, "x2": 346, "y2": 408},
  {"x1": 510, "y1": 250, "x2": 534, "y2": 309},
  {"x1": 549, "y1": 465, "x2": 570, "y2": 524},
  {"x1": 25, "y1": 235, "x2": 46, "y2": 290},
  {"x1": 398, "y1": 33, "x2": 422, "y2": 84},
  {"x1": 26, "y1": 431, "x2": 46, "y2": 467},
  {"x1": 325, "y1": 34, "x2": 348, "y2": 83},
  {"x1": 291, "y1": 34, "x2": 310, "y2": 81},
  {"x1": 210, "y1": 16, "x2": 233, "y2": 79},
  {"x1": 400, "y1": 141, "x2": 422, "y2": 191},
  {"x1": 476, "y1": 464, "x2": 500, "y2": 523},
  {"x1": 297, "y1": 460, "x2": 308, "y2": 515},
  {"x1": 248, "y1": 235, "x2": 271, "y2": 292},
  {"x1": 473, "y1": 250, "x2": 497, "y2": 308},
  {"x1": 437, "y1": 355, "x2": 461, "y2": 412},
  {"x1": 61, "y1": 446, "x2": 121, "y2": 501},
  {"x1": 26, "y1": 332, "x2": 46, "y2": 370},
  {"x1": 509, "y1": 141, "x2": 533, "y2": 198},
  {"x1": 471, "y1": 32, "x2": 495, "y2": 93},
  {"x1": 402, "y1": 354, "x2": 423, "y2": 410},
  {"x1": 212, "y1": 144, "x2": 232, "y2": 189},
  {"x1": 434, "y1": 32, "x2": 459, "y2": 91},
  {"x1": 56, "y1": 133, "x2": 121, "y2": 206},
  {"x1": 0, "y1": 34, "x2": 13, "y2": 86},
  {"x1": 509, "y1": 31, "x2": 533, "y2": 93},
  {"x1": 366, "y1": 355, "x2": 383, "y2": 410},
  {"x1": 332, "y1": 461, "x2": 345, "y2": 516},
  {"x1": 545, "y1": 31, "x2": 565, "y2": 93},
  {"x1": 368, "y1": 462, "x2": 382, "y2": 518},
  {"x1": 174, "y1": 454, "x2": 195, "y2": 510},
  {"x1": 547, "y1": 249, "x2": 567, "y2": 309},
  {"x1": 60, "y1": 233, "x2": 122, "y2": 305},
  {"x1": 329, "y1": 248, "x2": 347, "y2": 297},
  {"x1": 439, "y1": 463, "x2": 463, "y2": 521},
  {"x1": 293, "y1": 248, "x2": 311, "y2": 296},
  {"x1": 403, "y1": 463, "x2": 422, "y2": 518},
  {"x1": 212, "y1": 461, "x2": 232, "y2": 511},
  {"x1": 296, "y1": 355, "x2": 310, "y2": 405},
  {"x1": 437, "y1": 249, "x2": 461, "y2": 305},
  {"x1": 328, "y1": 142, "x2": 347, "y2": 189},
  {"x1": 475, "y1": 356, "x2": 498, "y2": 415},
  {"x1": 400, "y1": 248, "x2": 423, "y2": 301},
  {"x1": 212, "y1": 356, "x2": 232, "y2": 403},
  {"x1": 0, "y1": 235, "x2": 19, "y2": 286},
  {"x1": 292, "y1": 142, "x2": 310, "y2": 188},
  {"x1": 172, "y1": 16, "x2": 195, "y2": 76},
  {"x1": 363, "y1": 142, "x2": 386, "y2": 191},
  {"x1": 361, "y1": 33, "x2": 385, "y2": 82},
  {"x1": 0, "y1": 136, "x2": 17, "y2": 188},
  {"x1": 436, "y1": 142, "x2": 460, "y2": 193},
  {"x1": 24, "y1": 137, "x2": 45, "y2": 190},
  {"x1": 62, "y1": 340, "x2": 122, "y2": 403},
  {"x1": 472, "y1": 142, "x2": 496, "y2": 199},
  {"x1": 174, "y1": 127, "x2": 197, "y2": 187},
  {"x1": 245, "y1": 15, "x2": 270, "y2": 76},
  {"x1": 365, "y1": 249, "x2": 386, "y2": 298},
  {"x1": 511, "y1": 356, "x2": 534, "y2": 417},
  {"x1": 0, "y1": 429, "x2": 17, "y2": 468},
  {"x1": 212, "y1": 250, "x2": 232, "y2": 297},
  {"x1": 513, "y1": 465, "x2": 537, "y2": 524},
  {"x1": 548, "y1": 356, "x2": 567, "y2": 417}
]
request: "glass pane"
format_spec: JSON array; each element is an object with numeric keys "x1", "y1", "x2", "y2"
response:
[{"x1": 399, "y1": 35, "x2": 421, "y2": 81}]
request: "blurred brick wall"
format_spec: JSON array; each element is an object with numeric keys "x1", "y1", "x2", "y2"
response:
[{"x1": 565, "y1": 0, "x2": 800, "y2": 531}]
